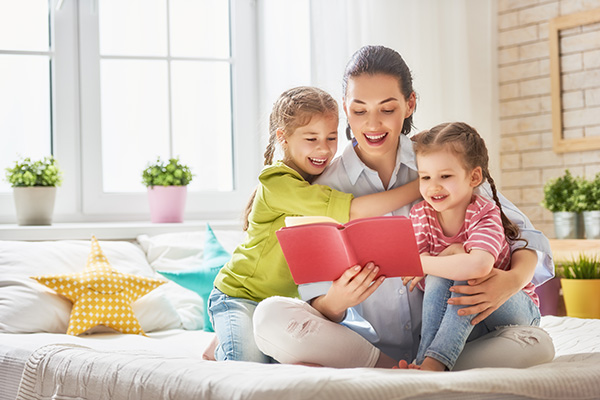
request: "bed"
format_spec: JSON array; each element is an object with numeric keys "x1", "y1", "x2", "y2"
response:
[{"x1": 2, "y1": 229, "x2": 600, "y2": 400}]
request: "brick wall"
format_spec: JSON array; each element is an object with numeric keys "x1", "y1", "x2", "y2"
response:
[{"x1": 497, "y1": 0, "x2": 600, "y2": 238}]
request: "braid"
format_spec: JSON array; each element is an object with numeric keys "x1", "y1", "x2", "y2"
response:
[{"x1": 485, "y1": 171, "x2": 527, "y2": 246}]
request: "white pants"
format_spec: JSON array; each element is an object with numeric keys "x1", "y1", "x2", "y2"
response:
[{"x1": 253, "y1": 296, "x2": 556, "y2": 370}]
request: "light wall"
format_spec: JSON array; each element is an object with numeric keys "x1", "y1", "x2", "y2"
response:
[{"x1": 496, "y1": 0, "x2": 600, "y2": 238}]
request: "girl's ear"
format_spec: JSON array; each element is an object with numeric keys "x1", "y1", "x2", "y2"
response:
[
  {"x1": 276, "y1": 129, "x2": 286, "y2": 144},
  {"x1": 470, "y1": 166, "x2": 483, "y2": 187},
  {"x1": 405, "y1": 92, "x2": 417, "y2": 118}
]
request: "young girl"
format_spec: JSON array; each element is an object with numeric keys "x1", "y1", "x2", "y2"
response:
[
  {"x1": 405, "y1": 122, "x2": 540, "y2": 371},
  {"x1": 208, "y1": 86, "x2": 420, "y2": 363},
  {"x1": 252, "y1": 45, "x2": 554, "y2": 369}
]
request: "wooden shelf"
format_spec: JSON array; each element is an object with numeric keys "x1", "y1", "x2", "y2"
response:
[{"x1": 549, "y1": 239, "x2": 600, "y2": 263}]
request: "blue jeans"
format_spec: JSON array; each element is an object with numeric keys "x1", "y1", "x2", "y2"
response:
[
  {"x1": 416, "y1": 275, "x2": 540, "y2": 370},
  {"x1": 207, "y1": 287, "x2": 273, "y2": 363}
]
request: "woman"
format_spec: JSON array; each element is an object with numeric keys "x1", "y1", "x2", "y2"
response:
[{"x1": 252, "y1": 45, "x2": 554, "y2": 369}]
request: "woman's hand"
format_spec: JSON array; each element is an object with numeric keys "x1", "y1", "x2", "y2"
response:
[
  {"x1": 402, "y1": 275, "x2": 425, "y2": 292},
  {"x1": 311, "y1": 262, "x2": 385, "y2": 323},
  {"x1": 448, "y1": 248, "x2": 537, "y2": 325}
]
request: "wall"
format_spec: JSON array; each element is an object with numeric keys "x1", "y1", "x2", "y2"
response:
[{"x1": 497, "y1": 0, "x2": 600, "y2": 238}]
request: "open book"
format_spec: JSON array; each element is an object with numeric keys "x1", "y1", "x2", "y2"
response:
[{"x1": 276, "y1": 215, "x2": 423, "y2": 285}]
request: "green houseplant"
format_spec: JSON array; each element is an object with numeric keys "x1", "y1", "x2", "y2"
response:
[
  {"x1": 4, "y1": 156, "x2": 63, "y2": 225},
  {"x1": 541, "y1": 170, "x2": 584, "y2": 239},
  {"x1": 142, "y1": 157, "x2": 193, "y2": 223},
  {"x1": 559, "y1": 254, "x2": 600, "y2": 319},
  {"x1": 576, "y1": 173, "x2": 600, "y2": 239}
]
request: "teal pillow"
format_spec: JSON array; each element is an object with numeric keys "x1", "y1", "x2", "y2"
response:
[{"x1": 158, "y1": 224, "x2": 231, "y2": 332}]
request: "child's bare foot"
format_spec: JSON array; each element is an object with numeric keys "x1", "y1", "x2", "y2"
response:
[
  {"x1": 202, "y1": 335, "x2": 218, "y2": 361},
  {"x1": 394, "y1": 360, "x2": 422, "y2": 369},
  {"x1": 419, "y1": 357, "x2": 447, "y2": 371}
]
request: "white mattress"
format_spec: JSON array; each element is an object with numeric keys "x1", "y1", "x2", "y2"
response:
[{"x1": 2, "y1": 316, "x2": 600, "y2": 400}]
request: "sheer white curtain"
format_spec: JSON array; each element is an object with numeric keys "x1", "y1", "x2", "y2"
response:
[{"x1": 257, "y1": 0, "x2": 500, "y2": 179}]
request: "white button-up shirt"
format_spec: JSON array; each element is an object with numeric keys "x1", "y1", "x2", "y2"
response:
[{"x1": 299, "y1": 135, "x2": 554, "y2": 362}]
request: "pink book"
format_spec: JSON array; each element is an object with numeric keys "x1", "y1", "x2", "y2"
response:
[{"x1": 276, "y1": 215, "x2": 423, "y2": 285}]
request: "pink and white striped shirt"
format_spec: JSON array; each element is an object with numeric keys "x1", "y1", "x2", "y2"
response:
[{"x1": 409, "y1": 195, "x2": 538, "y2": 306}]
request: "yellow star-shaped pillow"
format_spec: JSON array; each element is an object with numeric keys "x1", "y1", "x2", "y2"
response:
[{"x1": 32, "y1": 236, "x2": 166, "y2": 336}]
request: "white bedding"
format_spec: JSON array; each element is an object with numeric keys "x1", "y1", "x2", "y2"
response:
[{"x1": 2, "y1": 315, "x2": 600, "y2": 400}]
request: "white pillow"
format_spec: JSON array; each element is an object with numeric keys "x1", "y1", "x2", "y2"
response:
[
  {"x1": 137, "y1": 228, "x2": 245, "y2": 272},
  {"x1": 0, "y1": 239, "x2": 204, "y2": 334}
]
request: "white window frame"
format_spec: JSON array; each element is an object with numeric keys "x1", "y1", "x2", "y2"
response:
[{"x1": 0, "y1": 0, "x2": 260, "y2": 224}]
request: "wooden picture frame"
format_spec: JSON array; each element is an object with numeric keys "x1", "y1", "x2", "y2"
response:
[{"x1": 549, "y1": 8, "x2": 600, "y2": 153}]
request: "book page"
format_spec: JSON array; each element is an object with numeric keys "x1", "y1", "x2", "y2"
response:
[{"x1": 284, "y1": 216, "x2": 340, "y2": 227}]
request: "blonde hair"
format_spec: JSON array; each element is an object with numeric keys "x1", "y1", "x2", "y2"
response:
[
  {"x1": 412, "y1": 122, "x2": 525, "y2": 244},
  {"x1": 242, "y1": 86, "x2": 338, "y2": 230}
]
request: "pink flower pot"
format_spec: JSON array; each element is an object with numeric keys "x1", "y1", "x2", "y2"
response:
[{"x1": 147, "y1": 186, "x2": 187, "y2": 223}]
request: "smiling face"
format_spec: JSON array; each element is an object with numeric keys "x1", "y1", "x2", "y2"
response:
[
  {"x1": 416, "y1": 149, "x2": 482, "y2": 215},
  {"x1": 344, "y1": 73, "x2": 415, "y2": 164},
  {"x1": 278, "y1": 112, "x2": 339, "y2": 180}
]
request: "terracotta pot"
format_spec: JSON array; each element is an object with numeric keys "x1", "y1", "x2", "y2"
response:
[
  {"x1": 147, "y1": 186, "x2": 187, "y2": 223},
  {"x1": 561, "y1": 278, "x2": 600, "y2": 319},
  {"x1": 13, "y1": 186, "x2": 57, "y2": 226}
]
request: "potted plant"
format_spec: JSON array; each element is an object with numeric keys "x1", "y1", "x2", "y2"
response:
[
  {"x1": 559, "y1": 254, "x2": 600, "y2": 318},
  {"x1": 576, "y1": 173, "x2": 600, "y2": 239},
  {"x1": 541, "y1": 170, "x2": 585, "y2": 239},
  {"x1": 142, "y1": 157, "x2": 193, "y2": 223},
  {"x1": 4, "y1": 156, "x2": 63, "y2": 225}
]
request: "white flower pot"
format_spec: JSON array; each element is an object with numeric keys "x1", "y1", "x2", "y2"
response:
[
  {"x1": 553, "y1": 211, "x2": 583, "y2": 239},
  {"x1": 583, "y1": 210, "x2": 600, "y2": 239},
  {"x1": 13, "y1": 186, "x2": 57, "y2": 226}
]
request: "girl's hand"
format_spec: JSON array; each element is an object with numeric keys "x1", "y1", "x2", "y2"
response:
[
  {"x1": 438, "y1": 243, "x2": 465, "y2": 257},
  {"x1": 312, "y1": 262, "x2": 385, "y2": 322},
  {"x1": 448, "y1": 268, "x2": 518, "y2": 325},
  {"x1": 402, "y1": 275, "x2": 425, "y2": 292}
]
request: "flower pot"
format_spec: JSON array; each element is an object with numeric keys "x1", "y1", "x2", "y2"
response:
[
  {"x1": 560, "y1": 278, "x2": 600, "y2": 319},
  {"x1": 534, "y1": 276, "x2": 561, "y2": 316},
  {"x1": 583, "y1": 210, "x2": 600, "y2": 239},
  {"x1": 553, "y1": 211, "x2": 583, "y2": 239},
  {"x1": 147, "y1": 186, "x2": 187, "y2": 223},
  {"x1": 13, "y1": 186, "x2": 57, "y2": 226}
]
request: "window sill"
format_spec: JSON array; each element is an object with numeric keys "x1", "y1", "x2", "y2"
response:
[
  {"x1": 0, "y1": 220, "x2": 242, "y2": 241},
  {"x1": 548, "y1": 239, "x2": 600, "y2": 263}
]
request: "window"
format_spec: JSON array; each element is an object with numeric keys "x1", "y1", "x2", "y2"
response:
[{"x1": 0, "y1": 0, "x2": 259, "y2": 223}]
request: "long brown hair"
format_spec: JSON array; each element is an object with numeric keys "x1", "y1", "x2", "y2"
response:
[
  {"x1": 242, "y1": 86, "x2": 338, "y2": 231},
  {"x1": 412, "y1": 122, "x2": 525, "y2": 244}
]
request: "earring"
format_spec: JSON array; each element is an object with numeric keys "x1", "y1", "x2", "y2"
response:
[{"x1": 345, "y1": 123, "x2": 352, "y2": 140}]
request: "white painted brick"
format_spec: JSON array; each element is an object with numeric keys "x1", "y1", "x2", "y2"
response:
[
  {"x1": 499, "y1": 60, "x2": 541, "y2": 83},
  {"x1": 501, "y1": 133, "x2": 543, "y2": 151},
  {"x1": 563, "y1": 127, "x2": 585, "y2": 139},
  {"x1": 500, "y1": 97, "x2": 544, "y2": 117},
  {"x1": 501, "y1": 153, "x2": 521, "y2": 169},
  {"x1": 522, "y1": 150, "x2": 564, "y2": 168},
  {"x1": 560, "y1": 53, "x2": 583, "y2": 72},
  {"x1": 585, "y1": 87, "x2": 600, "y2": 106},
  {"x1": 563, "y1": 106, "x2": 600, "y2": 128},
  {"x1": 520, "y1": 77, "x2": 550, "y2": 96},
  {"x1": 498, "y1": 0, "x2": 541, "y2": 13},
  {"x1": 500, "y1": 115, "x2": 552, "y2": 134},
  {"x1": 562, "y1": 69, "x2": 600, "y2": 90},
  {"x1": 586, "y1": 125, "x2": 600, "y2": 137},
  {"x1": 519, "y1": 3, "x2": 560, "y2": 24},
  {"x1": 500, "y1": 82, "x2": 520, "y2": 99},
  {"x1": 561, "y1": 30, "x2": 600, "y2": 54},
  {"x1": 499, "y1": 47, "x2": 520, "y2": 65},
  {"x1": 521, "y1": 187, "x2": 544, "y2": 204},
  {"x1": 519, "y1": 41, "x2": 551, "y2": 61},
  {"x1": 584, "y1": 49, "x2": 600, "y2": 68},
  {"x1": 499, "y1": 11, "x2": 520, "y2": 30},
  {"x1": 499, "y1": 25, "x2": 539, "y2": 47},
  {"x1": 560, "y1": 0, "x2": 600, "y2": 17},
  {"x1": 562, "y1": 90, "x2": 585, "y2": 109},
  {"x1": 503, "y1": 169, "x2": 542, "y2": 187}
]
